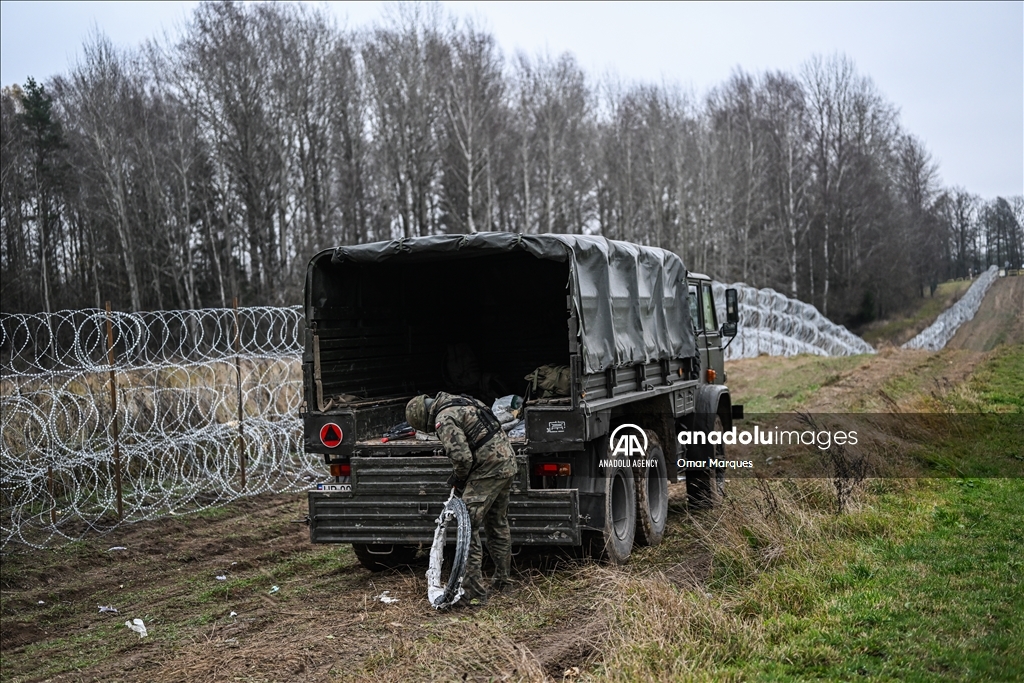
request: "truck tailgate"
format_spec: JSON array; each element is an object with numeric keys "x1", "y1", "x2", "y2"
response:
[{"x1": 308, "y1": 456, "x2": 580, "y2": 546}]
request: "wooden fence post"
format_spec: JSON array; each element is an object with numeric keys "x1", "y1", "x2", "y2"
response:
[
  {"x1": 233, "y1": 297, "x2": 246, "y2": 490},
  {"x1": 104, "y1": 302, "x2": 123, "y2": 521}
]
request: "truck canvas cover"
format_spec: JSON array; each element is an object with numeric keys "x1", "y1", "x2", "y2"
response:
[{"x1": 309, "y1": 232, "x2": 695, "y2": 373}]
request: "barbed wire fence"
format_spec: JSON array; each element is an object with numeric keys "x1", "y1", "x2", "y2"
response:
[{"x1": 1, "y1": 304, "x2": 313, "y2": 551}]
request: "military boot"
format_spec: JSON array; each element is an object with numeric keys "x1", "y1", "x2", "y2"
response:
[{"x1": 460, "y1": 576, "x2": 490, "y2": 606}]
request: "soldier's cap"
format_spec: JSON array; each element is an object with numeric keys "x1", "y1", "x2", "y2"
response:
[{"x1": 405, "y1": 394, "x2": 430, "y2": 433}]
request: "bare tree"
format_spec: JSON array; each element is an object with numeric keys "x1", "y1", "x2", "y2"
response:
[
  {"x1": 440, "y1": 20, "x2": 504, "y2": 233},
  {"x1": 363, "y1": 4, "x2": 446, "y2": 238}
]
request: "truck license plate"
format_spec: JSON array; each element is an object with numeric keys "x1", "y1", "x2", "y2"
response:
[{"x1": 314, "y1": 483, "x2": 352, "y2": 492}]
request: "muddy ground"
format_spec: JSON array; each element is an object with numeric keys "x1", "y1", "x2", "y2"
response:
[{"x1": 1, "y1": 480, "x2": 712, "y2": 682}]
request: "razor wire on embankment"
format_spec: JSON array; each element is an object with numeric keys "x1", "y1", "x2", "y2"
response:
[
  {"x1": 901, "y1": 266, "x2": 1000, "y2": 351},
  {"x1": 712, "y1": 282, "x2": 876, "y2": 360},
  {"x1": 1, "y1": 306, "x2": 314, "y2": 550},
  {"x1": 2, "y1": 285, "x2": 878, "y2": 550}
]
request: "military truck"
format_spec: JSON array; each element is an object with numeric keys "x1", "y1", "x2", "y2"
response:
[{"x1": 302, "y1": 233, "x2": 741, "y2": 568}]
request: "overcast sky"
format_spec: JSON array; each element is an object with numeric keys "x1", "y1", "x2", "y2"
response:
[{"x1": 1, "y1": 1, "x2": 1021, "y2": 199}]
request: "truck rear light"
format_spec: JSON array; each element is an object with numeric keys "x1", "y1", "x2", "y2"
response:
[
  {"x1": 534, "y1": 462, "x2": 571, "y2": 476},
  {"x1": 330, "y1": 463, "x2": 351, "y2": 477},
  {"x1": 706, "y1": 369, "x2": 717, "y2": 383}
]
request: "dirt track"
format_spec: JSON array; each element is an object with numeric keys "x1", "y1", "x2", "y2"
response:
[{"x1": 946, "y1": 275, "x2": 1024, "y2": 351}]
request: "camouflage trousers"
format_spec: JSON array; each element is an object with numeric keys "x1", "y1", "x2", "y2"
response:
[{"x1": 460, "y1": 474, "x2": 514, "y2": 598}]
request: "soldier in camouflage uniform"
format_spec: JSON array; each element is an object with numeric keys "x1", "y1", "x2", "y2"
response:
[{"x1": 406, "y1": 392, "x2": 518, "y2": 603}]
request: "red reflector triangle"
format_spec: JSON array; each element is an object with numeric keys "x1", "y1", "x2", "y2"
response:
[{"x1": 320, "y1": 423, "x2": 343, "y2": 448}]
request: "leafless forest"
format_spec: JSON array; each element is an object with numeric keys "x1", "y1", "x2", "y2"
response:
[{"x1": 2, "y1": 2, "x2": 1021, "y2": 324}]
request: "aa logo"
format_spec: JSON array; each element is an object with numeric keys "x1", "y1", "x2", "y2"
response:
[{"x1": 609, "y1": 423, "x2": 647, "y2": 458}]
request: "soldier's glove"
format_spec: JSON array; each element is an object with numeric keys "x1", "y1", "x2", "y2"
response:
[{"x1": 446, "y1": 473, "x2": 467, "y2": 497}]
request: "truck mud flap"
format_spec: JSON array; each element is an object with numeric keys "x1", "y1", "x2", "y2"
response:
[{"x1": 309, "y1": 456, "x2": 580, "y2": 546}]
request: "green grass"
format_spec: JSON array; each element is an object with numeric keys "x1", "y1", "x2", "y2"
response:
[
  {"x1": 965, "y1": 344, "x2": 1024, "y2": 411},
  {"x1": 861, "y1": 279, "x2": 973, "y2": 346},
  {"x1": 727, "y1": 354, "x2": 867, "y2": 413},
  {"x1": 717, "y1": 478, "x2": 1024, "y2": 681}
]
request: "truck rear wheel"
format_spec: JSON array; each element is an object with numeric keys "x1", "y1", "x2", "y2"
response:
[
  {"x1": 634, "y1": 431, "x2": 668, "y2": 546},
  {"x1": 686, "y1": 415, "x2": 726, "y2": 510},
  {"x1": 598, "y1": 463, "x2": 636, "y2": 564},
  {"x1": 352, "y1": 543, "x2": 418, "y2": 571}
]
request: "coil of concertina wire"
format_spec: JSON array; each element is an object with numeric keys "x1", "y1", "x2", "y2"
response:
[
  {"x1": 1, "y1": 306, "x2": 314, "y2": 551},
  {"x1": 426, "y1": 492, "x2": 471, "y2": 609},
  {"x1": 1, "y1": 306, "x2": 302, "y2": 377},
  {"x1": 902, "y1": 266, "x2": 999, "y2": 351},
  {"x1": 712, "y1": 282, "x2": 876, "y2": 360}
]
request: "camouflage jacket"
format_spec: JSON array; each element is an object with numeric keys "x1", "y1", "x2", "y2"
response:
[{"x1": 427, "y1": 392, "x2": 517, "y2": 481}]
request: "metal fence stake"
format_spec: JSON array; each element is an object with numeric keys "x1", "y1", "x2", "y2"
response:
[
  {"x1": 233, "y1": 297, "x2": 246, "y2": 490},
  {"x1": 104, "y1": 302, "x2": 123, "y2": 521}
]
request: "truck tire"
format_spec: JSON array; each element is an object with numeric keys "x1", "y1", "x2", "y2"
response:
[
  {"x1": 599, "y1": 463, "x2": 636, "y2": 564},
  {"x1": 351, "y1": 543, "x2": 418, "y2": 572},
  {"x1": 686, "y1": 414, "x2": 726, "y2": 510},
  {"x1": 634, "y1": 431, "x2": 668, "y2": 546}
]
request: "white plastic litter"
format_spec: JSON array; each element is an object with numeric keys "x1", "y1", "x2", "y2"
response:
[
  {"x1": 98, "y1": 605, "x2": 118, "y2": 614},
  {"x1": 229, "y1": 611, "x2": 237, "y2": 617},
  {"x1": 376, "y1": 591, "x2": 399, "y2": 604},
  {"x1": 125, "y1": 618, "x2": 148, "y2": 638},
  {"x1": 37, "y1": 600, "x2": 44, "y2": 605},
  {"x1": 215, "y1": 575, "x2": 227, "y2": 581},
  {"x1": 712, "y1": 282, "x2": 876, "y2": 360},
  {"x1": 902, "y1": 266, "x2": 999, "y2": 351},
  {"x1": 269, "y1": 586, "x2": 280, "y2": 594},
  {"x1": 107, "y1": 546, "x2": 127, "y2": 552}
]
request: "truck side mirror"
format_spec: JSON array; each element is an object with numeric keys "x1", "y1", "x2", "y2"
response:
[
  {"x1": 725, "y1": 288, "x2": 739, "y2": 324},
  {"x1": 720, "y1": 288, "x2": 739, "y2": 338}
]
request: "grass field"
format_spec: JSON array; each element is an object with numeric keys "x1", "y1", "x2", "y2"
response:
[{"x1": 2, "y1": 340, "x2": 1021, "y2": 681}]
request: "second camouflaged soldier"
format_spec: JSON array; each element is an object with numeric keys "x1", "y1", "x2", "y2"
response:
[{"x1": 406, "y1": 392, "x2": 518, "y2": 605}]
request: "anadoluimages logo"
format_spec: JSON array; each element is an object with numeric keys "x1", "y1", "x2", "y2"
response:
[{"x1": 601, "y1": 424, "x2": 657, "y2": 469}]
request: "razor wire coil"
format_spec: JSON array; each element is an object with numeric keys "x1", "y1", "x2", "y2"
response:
[
  {"x1": 426, "y1": 492, "x2": 471, "y2": 609},
  {"x1": 712, "y1": 282, "x2": 876, "y2": 360},
  {"x1": 1, "y1": 306, "x2": 311, "y2": 551},
  {"x1": 902, "y1": 266, "x2": 999, "y2": 351}
]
